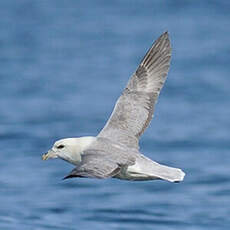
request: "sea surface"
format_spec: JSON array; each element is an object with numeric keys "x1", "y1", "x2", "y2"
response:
[{"x1": 0, "y1": 1, "x2": 230, "y2": 229}]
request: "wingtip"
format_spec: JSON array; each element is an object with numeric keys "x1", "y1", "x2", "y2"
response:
[
  {"x1": 158, "y1": 31, "x2": 171, "y2": 53},
  {"x1": 160, "y1": 31, "x2": 170, "y2": 39},
  {"x1": 62, "y1": 174, "x2": 75, "y2": 180},
  {"x1": 62, "y1": 175, "x2": 69, "y2": 180},
  {"x1": 62, "y1": 174, "x2": 83, "y2": 180},
  {"x1": 160, "y1": 31, "x2": 170, "y2": 48}
]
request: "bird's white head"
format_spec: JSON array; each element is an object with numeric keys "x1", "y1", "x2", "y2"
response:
[{"x1": 42, "y1": 136, "x2": 96, "y2": 165}]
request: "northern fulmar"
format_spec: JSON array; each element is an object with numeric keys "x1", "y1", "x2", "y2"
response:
[{"x1": 42, "y1": 32, "x2": 185, "y2": 183}]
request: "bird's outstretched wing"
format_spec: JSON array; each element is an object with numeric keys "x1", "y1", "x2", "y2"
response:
[
  {"x1": 98, "y1": 32, "x2": 171, "y2": 149},
  {"x1": 63, "y1": 151, "x2": 121, "y2": 179}
]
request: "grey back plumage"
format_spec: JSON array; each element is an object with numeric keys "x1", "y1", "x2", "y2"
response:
[
  {"x1": 98, "y1": 32, "x2": 171, "y2": 149},
  {"x1": 64, "y1": 137, "x2": 137, "y2": 179}
]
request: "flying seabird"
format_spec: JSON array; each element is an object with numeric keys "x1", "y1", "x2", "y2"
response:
[{"x1": 42, "y1": 32, "x2": 185, "y2": 182}]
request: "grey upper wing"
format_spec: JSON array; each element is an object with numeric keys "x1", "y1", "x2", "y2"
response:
[
  {"x1": 63, "y1": 151, "x2": 122, "y2": 179},
  {"x1": 98, "y1": 32, "x2": 171, "y2": 149}
]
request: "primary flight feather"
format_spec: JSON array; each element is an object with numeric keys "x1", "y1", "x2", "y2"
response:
[{"x1": 42, "y1": 32, "x2": 185, "y2": 183}]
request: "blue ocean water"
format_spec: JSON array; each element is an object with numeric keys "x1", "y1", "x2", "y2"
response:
[{"x1": 0, "y1": 0, "x2": 230, "y2": 229}]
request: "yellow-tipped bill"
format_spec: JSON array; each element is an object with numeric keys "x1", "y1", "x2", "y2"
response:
[
  {"x1": 42, "y1": 153, "x2": 49, "y2": 160},
  {"x1": 42, "y1": 150, "x2": 58, "y2": 160}
]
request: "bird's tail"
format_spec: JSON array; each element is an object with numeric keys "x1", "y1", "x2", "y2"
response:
[
  {"x1": 148, "y1": 161, "x2": 185, "y2": 182},
  {"x1": 131, "y1": 156, "x2": 185, "y2": 183}
]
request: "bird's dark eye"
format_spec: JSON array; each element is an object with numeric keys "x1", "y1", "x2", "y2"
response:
[{"x1": 57, "y1": 144, "x2": 65, "y2": 149}]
